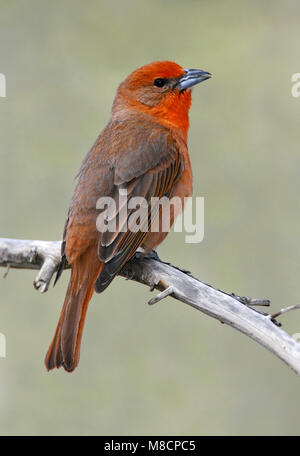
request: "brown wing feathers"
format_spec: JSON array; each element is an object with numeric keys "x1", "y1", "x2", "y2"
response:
[{"x1": 95, "y1": 142, "x2": 181, "y2": 293}]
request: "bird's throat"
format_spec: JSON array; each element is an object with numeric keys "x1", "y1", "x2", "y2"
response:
[{"x1": 148, "y1": 90, "x2": 191, "y2": 137}]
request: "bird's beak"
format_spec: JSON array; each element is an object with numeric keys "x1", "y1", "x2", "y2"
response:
[{"x1": 179, "y1": 68, "x2": 212, "y2": 90}]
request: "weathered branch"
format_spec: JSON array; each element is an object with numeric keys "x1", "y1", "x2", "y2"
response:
[{"x1": 1, "y1": 237, "x2": 300, "y2": 374}]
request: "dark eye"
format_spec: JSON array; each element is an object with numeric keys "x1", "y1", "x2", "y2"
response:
[{"x1": 154, "y1": 78, "x2": 166, "y2": 88}]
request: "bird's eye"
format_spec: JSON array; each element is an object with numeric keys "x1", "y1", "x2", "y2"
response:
[{"x1": 154, "y1": 78, "x2": 166, "y2": 88}]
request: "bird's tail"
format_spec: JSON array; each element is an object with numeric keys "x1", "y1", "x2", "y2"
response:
[{"x1": 45, "y1": 248, "x2": 102, "y2": 372}]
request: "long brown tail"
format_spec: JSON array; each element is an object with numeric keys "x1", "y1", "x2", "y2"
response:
[{"x1": 45, "y1": 248, "x2": 102, "y2": 372}]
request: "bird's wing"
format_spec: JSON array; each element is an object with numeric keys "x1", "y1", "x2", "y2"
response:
[{"x1": 95, "y1": 126, "x2": 182, "y2": 292}]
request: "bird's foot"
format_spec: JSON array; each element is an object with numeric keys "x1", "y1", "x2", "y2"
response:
[{"x1": 143, "y1": 249, "x2": 161, "y2": 261}]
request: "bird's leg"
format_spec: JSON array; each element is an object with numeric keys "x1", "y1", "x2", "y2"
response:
[
  {"x1": 140, "y1": 250, "x2": 192, "y2": 274},
  {"x1": 143, "y1": 249, "x2": 161, "y2": 261}
]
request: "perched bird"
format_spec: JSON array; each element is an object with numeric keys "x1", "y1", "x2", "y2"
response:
[{"x1": 45, "y1": 61, "x2": 211, "y2": 372}]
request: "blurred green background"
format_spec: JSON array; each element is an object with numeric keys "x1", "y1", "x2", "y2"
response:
[{"x1": 0, "y1": 0, "x2": 300, "y2": 436}]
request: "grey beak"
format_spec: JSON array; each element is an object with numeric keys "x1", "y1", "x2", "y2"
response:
[{"x1": 179, "y1": 68, "x2": 211, "y2": 90}]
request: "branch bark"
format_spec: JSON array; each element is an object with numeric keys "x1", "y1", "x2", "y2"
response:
[{"x1": 1, "y1": 237, "x2": 300, "y2": 374}]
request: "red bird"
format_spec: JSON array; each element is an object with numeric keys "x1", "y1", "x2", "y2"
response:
[{"x1": 45, "y1": 61, "x2": 211, "y2": 372}]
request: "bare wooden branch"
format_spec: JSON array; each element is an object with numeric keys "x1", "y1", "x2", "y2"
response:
[
  {"x1": 271, "y1": 304, "x2": 300, "y2": 319},
  {"x1": 1, "y1": 237, "x2": 300, "y2": 374},
  {"x1": 0, "y1": 238, "x2": 61, "y2": 292},
  {"x1": 148, "y1": 285, "x2": 174, "y2": 305}
]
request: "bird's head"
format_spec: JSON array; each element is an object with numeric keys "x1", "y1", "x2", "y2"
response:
[{"x1": 113, "y1": 61, "x2": 211, "y2": 133}]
